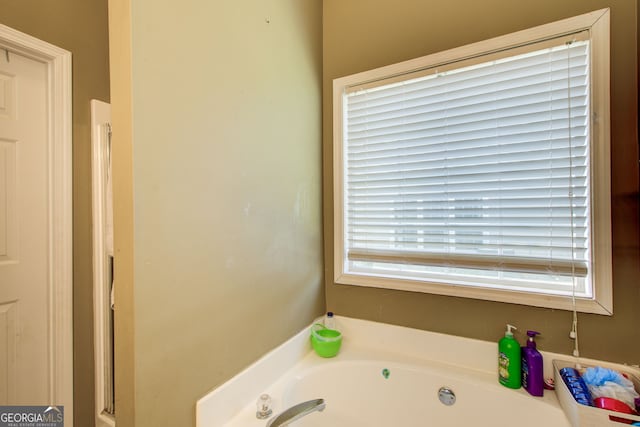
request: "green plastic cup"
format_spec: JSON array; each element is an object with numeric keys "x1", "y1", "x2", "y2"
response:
[{"x1": 310, "y1": 323, "x2": 342, "y2": 358}]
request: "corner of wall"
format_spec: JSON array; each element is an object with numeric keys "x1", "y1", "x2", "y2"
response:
[{"x1": 108, "y1": 0, "x2": 136, "y2": 425}]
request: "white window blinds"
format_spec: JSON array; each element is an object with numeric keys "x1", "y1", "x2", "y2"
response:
[{"x1": 342, "y1": 36, "x2": 592, "y2": 296}]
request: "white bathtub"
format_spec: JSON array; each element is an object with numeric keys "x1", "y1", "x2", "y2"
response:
[
  {"x1": 281, "y1": 359, "x2": 568, "y2": 426},
  {"x1": 197, "y1": 317, "x2": 632, "y2": 426}
]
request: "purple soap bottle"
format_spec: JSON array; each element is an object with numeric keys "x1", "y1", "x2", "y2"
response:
[{"x1": 521, "y1": 330, "x2": 544, "y2": 396}]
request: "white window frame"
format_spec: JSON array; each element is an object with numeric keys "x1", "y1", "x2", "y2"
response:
[{"x1": 332, "y1": 9, "x2": 612, "y2": 315}]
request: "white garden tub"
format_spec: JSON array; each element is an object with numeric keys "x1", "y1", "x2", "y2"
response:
[
  {"x1": 280, "y1": 358, "x2": 568, "y2": 426},
  {"x1": 197, "y1": 317, "x2": 633, "y2": 426}
]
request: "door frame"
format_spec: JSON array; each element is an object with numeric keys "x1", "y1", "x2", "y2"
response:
[
  {"x1": 91, "y1": 100, "x2": 115, "y2": 427},
  {"x1": 0, "y1": 24, "x2": 73, "y2": 423}
]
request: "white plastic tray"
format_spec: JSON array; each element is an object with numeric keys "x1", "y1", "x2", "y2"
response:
[{"x1": 554, "y1": 359, "x2": 640, "y2": 427}]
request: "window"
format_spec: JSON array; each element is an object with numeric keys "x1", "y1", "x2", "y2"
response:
[{"x1": 333, "y1": 9, "x2": 611, "y2": 314}]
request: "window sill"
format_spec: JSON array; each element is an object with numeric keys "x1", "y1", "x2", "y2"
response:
[{"x1": 335, "y1": 272, "x2": 613, "y2": 315}]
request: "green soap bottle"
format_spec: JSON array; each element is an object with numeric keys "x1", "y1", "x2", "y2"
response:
[{"x1": 498, "y1": 324, "x2": 521, "y2": 389}]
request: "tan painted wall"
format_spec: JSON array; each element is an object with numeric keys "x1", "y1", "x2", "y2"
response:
[
  {"x1": 108, "y1": 1, "x2": 135, "y2": 427},
  {"x1": 323, "y1": 0, "x2": 640, "y2": 364},
  {"x1": 110, "y1": 0, "x2": 324, "y2": 425},
  {"x1": 0, "y1": 1, "x2": 110, "y2": 425}
]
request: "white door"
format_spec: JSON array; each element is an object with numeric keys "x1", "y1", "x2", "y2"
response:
[{"x1": 0, "y1": 48, "x2": 50, "y2": 404}]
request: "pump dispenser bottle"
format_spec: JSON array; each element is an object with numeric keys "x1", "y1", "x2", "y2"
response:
[
  {"x1": 521, "y1": 330, "x2": 544, "y2": 396},
  {"x1": 498, "y1": 324, "x2": 521, "y2": 389}
]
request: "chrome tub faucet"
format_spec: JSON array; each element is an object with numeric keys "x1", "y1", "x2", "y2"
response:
[{"x1": 265, "y1": 398, "x2": 326, "y2": 427}]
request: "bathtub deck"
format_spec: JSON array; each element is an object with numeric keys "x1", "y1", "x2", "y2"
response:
[{"x1": 196, "y1": 317, "x2": 636, "y2": 426}]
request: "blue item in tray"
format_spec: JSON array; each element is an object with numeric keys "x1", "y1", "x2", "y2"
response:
[
  {"x1": 559, "y1": 367, "x2": 594, "y2": 407},
  {"x1": 583, "y1": 366, "x2": 628, "y2": 387}
]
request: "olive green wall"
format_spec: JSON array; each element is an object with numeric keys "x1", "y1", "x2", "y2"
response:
[
  {"x1": 323, "y1": 0, "x2": 640, "y2": 364},
  {"x1": 0, "y1": 1, "x2": 110, "y2": 425},
  {"x1": 110, "y1": 0, "x2": 324, "y2": 426}
]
